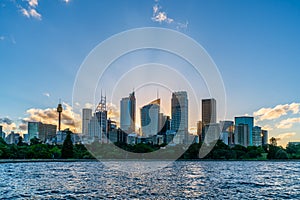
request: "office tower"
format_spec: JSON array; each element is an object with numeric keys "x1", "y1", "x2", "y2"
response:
[
  {"x1": 28, "y1": 122, "x2": 57, "y2": 142},
  {"x1": 202, "y1": 98, "x2": 216, "y2": 126},
  {"x1": 158, "y1": 113, "x2": 171, "y2": 134},
  {"x1": 95, "y1": 94, "x2": 108, "y2": 142},
  {"x1": 261, "y1": 130, "x2": 268, "y2": 146},
  {"x1": 234, "y1": 124, "x2": 249, "y2": 147},
  {"x1": 203, "y1": 123, "x2": 221, "y2": 145},
  {"x1": 171, "y1": 91, "x2": 188, "y2": 144},
  {"x1": 220, "y1": 121, "x2": 234, "y2": 145},
  {"x1": 88, "y1": 115, "x2": 101, "y2": 140},
  {"x1": 82, "y1": 108, "x2": 92, "y2": 136},
  {"x1": 141, "y1": 99, "x2": 160, "y2": 137},
  {"x1": 253, "y1": 126, "x2": 262, "y2": 146},
  {"x1": 120, "y1": 91, "x2": 136, "y2": 133},
  {"x1": 235, "y1": 116, "x2": 254, "y2": 146}
]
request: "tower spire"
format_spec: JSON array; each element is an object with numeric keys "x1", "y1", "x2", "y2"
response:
[{"x1": 57, "y1": 100, "x2": 63, "y2": 131}]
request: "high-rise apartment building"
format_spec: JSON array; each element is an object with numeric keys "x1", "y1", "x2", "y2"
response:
[{"x1": 120, "y1": 92, "x2": 136, "y2": 133}]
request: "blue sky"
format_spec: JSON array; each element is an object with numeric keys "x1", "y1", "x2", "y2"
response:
[{"x1": 1, "y1": 0, "x2": 300, "y2": 146}]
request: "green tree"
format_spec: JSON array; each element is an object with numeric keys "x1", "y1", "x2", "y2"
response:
[
  {"x1": 30, "y1": 137, "x2": 41, "y2": 145},
  {"x1": 61, "y1": 131, "x2": 74, "y2": 159},
  {"x1": 17, "y1": 136, "x2": 23, "y2": 146},
  {"x1": 275, "y1": 149, "x2": 288, "y2": 159}
]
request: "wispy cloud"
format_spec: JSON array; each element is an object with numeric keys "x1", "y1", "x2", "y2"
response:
[
  {"x1": 275, "y1": 132, "x2": 296, "y2": 141},
  {"x1": 261, "y1": 124, "x2": 273, "y2": 131},
  {"x1": 13, "y1": 0, "x2": 42, "y2": 20},
  {"x1": 0, "y1": 36, "x2": 5, "y2": 41},
  {"x1": 151, "y1": 0, "x2": 188, "y2": 30},
  {"x1": 28, "y1": 0, "x2": 38, "y2": 8},
  {"x1": 276, "y1": 117, "x2": 300, "y2": 129},
  {"x1": 43, "y1": 92, "x2": 50, "y2": 97},
  {"x1": 254, "y1": 103, "x2": 300, "y2": 121}
]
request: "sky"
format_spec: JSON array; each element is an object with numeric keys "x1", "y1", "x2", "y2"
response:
[{"x1": 1, "y1": 0, "x2": 300, "y2": 146}]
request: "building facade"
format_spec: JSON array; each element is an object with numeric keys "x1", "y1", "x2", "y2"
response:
[
  {"x1": 262, "y1": 129, "x2": 268, "y2": 146},
  {"x1": 82, "y1": 108, "x2": 92, "y2": 136},
  {"x1": 202, "y1": 98, "x2": 216, "y2": 126},
  {"x1": 235, "y1": 124, "x2": 249, "y2": 147},
  {"x1": 120, "y1": 92, "x2": 136, "y2": 133},
  {"x1": 171, "y1": 91, "x2": 188, "y2": 144},
  {"x1": 235, "y1": 116, "x2": 254, "y2": 146},
  {"x1": 141, "y1": 99, "x2": 160, "y2": 137},
  {"x1": 28, "y1": 122, "x2": 57, "y2": 142},
  {"x1": 253, "y1": 126, "x2": 262, "y2": 146}
]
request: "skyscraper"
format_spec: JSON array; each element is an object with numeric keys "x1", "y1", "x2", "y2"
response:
[
  {"x1": 262, "y1": 129, "x2": 268, "y2": 146},
  {"x1": 171, "y1": 91, "x2": 188, "y2": 144},
  {"x1": 88, "y1": 115, "x2": 101, "y2": 140},
  {"x1": 120, "y1": 92, "x2": 136, "y2": 133},
  {"x1": 28, "y1": 122, "x2": 57, "y2": 142},
  {"x1": 141, "y1": 99, "x2": 160, "y2": 137},
  {"x1": 235, "y1": 116, "x2": 254, "y2": 146},
  {"x1": 235, "y1": 124, "x2": 250, "y2": 147},
  {"x1": 220, "y1": 121, "x2": 234, "y2": 145},
  {"x1": 202, "y1": 98, "x2": 216, "y2": 126},
  {"x1": 95, "y1": 94, "x2": 107, "y2": 142},
  {"x1": 253, "y1": 126, "x2": 262, "y2": 146},
  {"x1": 82, "y1": 108, "x2": 92, "y2": 136}
]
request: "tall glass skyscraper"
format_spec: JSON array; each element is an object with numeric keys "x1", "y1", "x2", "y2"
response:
[
  {"x1": 171, "y1": 91, "x2": 188, "y2": 144},
  {"x1": 140, "y1": 99, "x2": 160, "y2": 137},
  {"x1": 120, "y1": 92, "x2": 136, "y2": 133},
  {"x1": 235, "y1": 116, "x2": 254, "y2": 146}
]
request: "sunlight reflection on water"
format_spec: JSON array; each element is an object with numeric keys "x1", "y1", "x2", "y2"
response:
[{"x1": 0, "y1": 161, "x2": 299, "y2": 199}]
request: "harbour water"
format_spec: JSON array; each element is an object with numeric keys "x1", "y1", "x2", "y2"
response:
[{"x1": 0, "y1": 161, "x2": 299, "y2": 199}]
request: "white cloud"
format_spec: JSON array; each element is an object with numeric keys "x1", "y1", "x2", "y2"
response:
[
  {"x1": 28, "y1": 0, "x2": 38, "y2": 8},
  {"x1": 107, "y1": 103, "x2": 119, "y2": 122},
  {"x1": 43, "y1": 92, "x2": 50, "y2": 97},
  {"x1": 17, "y1": 1, "x2": 42, "y2": 20},
  {"x1": 254, "y1": 103, "x2": 300, "y2": 121},
  {"x1": 0, "y1": 36, "x2": 5, "y2": 41},
  {"x1": 21, "y1": 7, "x2": 30, "y2": 18},
  {"x1": 29, "y1": 8, "x2": 42, "y2": 20},
  {"x1": 261, "y1": 124, "x2": 273, "y2": 131},
  {"x1": 63, "y1": 0, "x2": 70, "y2": 3},
  {"x1": 275, "y1": 132, "x2": 296, "y2": 141},
  {"x1": 22, "y1": 102, "x2": 81, "y2": 133},
  {"x1": 276, "y1": 117, "x2": 300, "y2": 129},
  {"x1": 84, "y1": 103, "x2": 93, "y2": 109},
  {"x1": 151, "y1": 0, "x2": 188, "y2": 30}
]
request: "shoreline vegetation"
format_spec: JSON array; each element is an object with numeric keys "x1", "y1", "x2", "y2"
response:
[{"x1": 1, "y1": 131, "x2": 300, "y2": 162}]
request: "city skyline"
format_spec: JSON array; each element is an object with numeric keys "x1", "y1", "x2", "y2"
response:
[{"x1": 1, "y1": 0, "x2": 300, "y2": 147}]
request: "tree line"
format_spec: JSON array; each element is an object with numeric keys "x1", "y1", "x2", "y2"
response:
[{"x1": 0, "y1": 130, "x2": 299, "y2": 160}]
